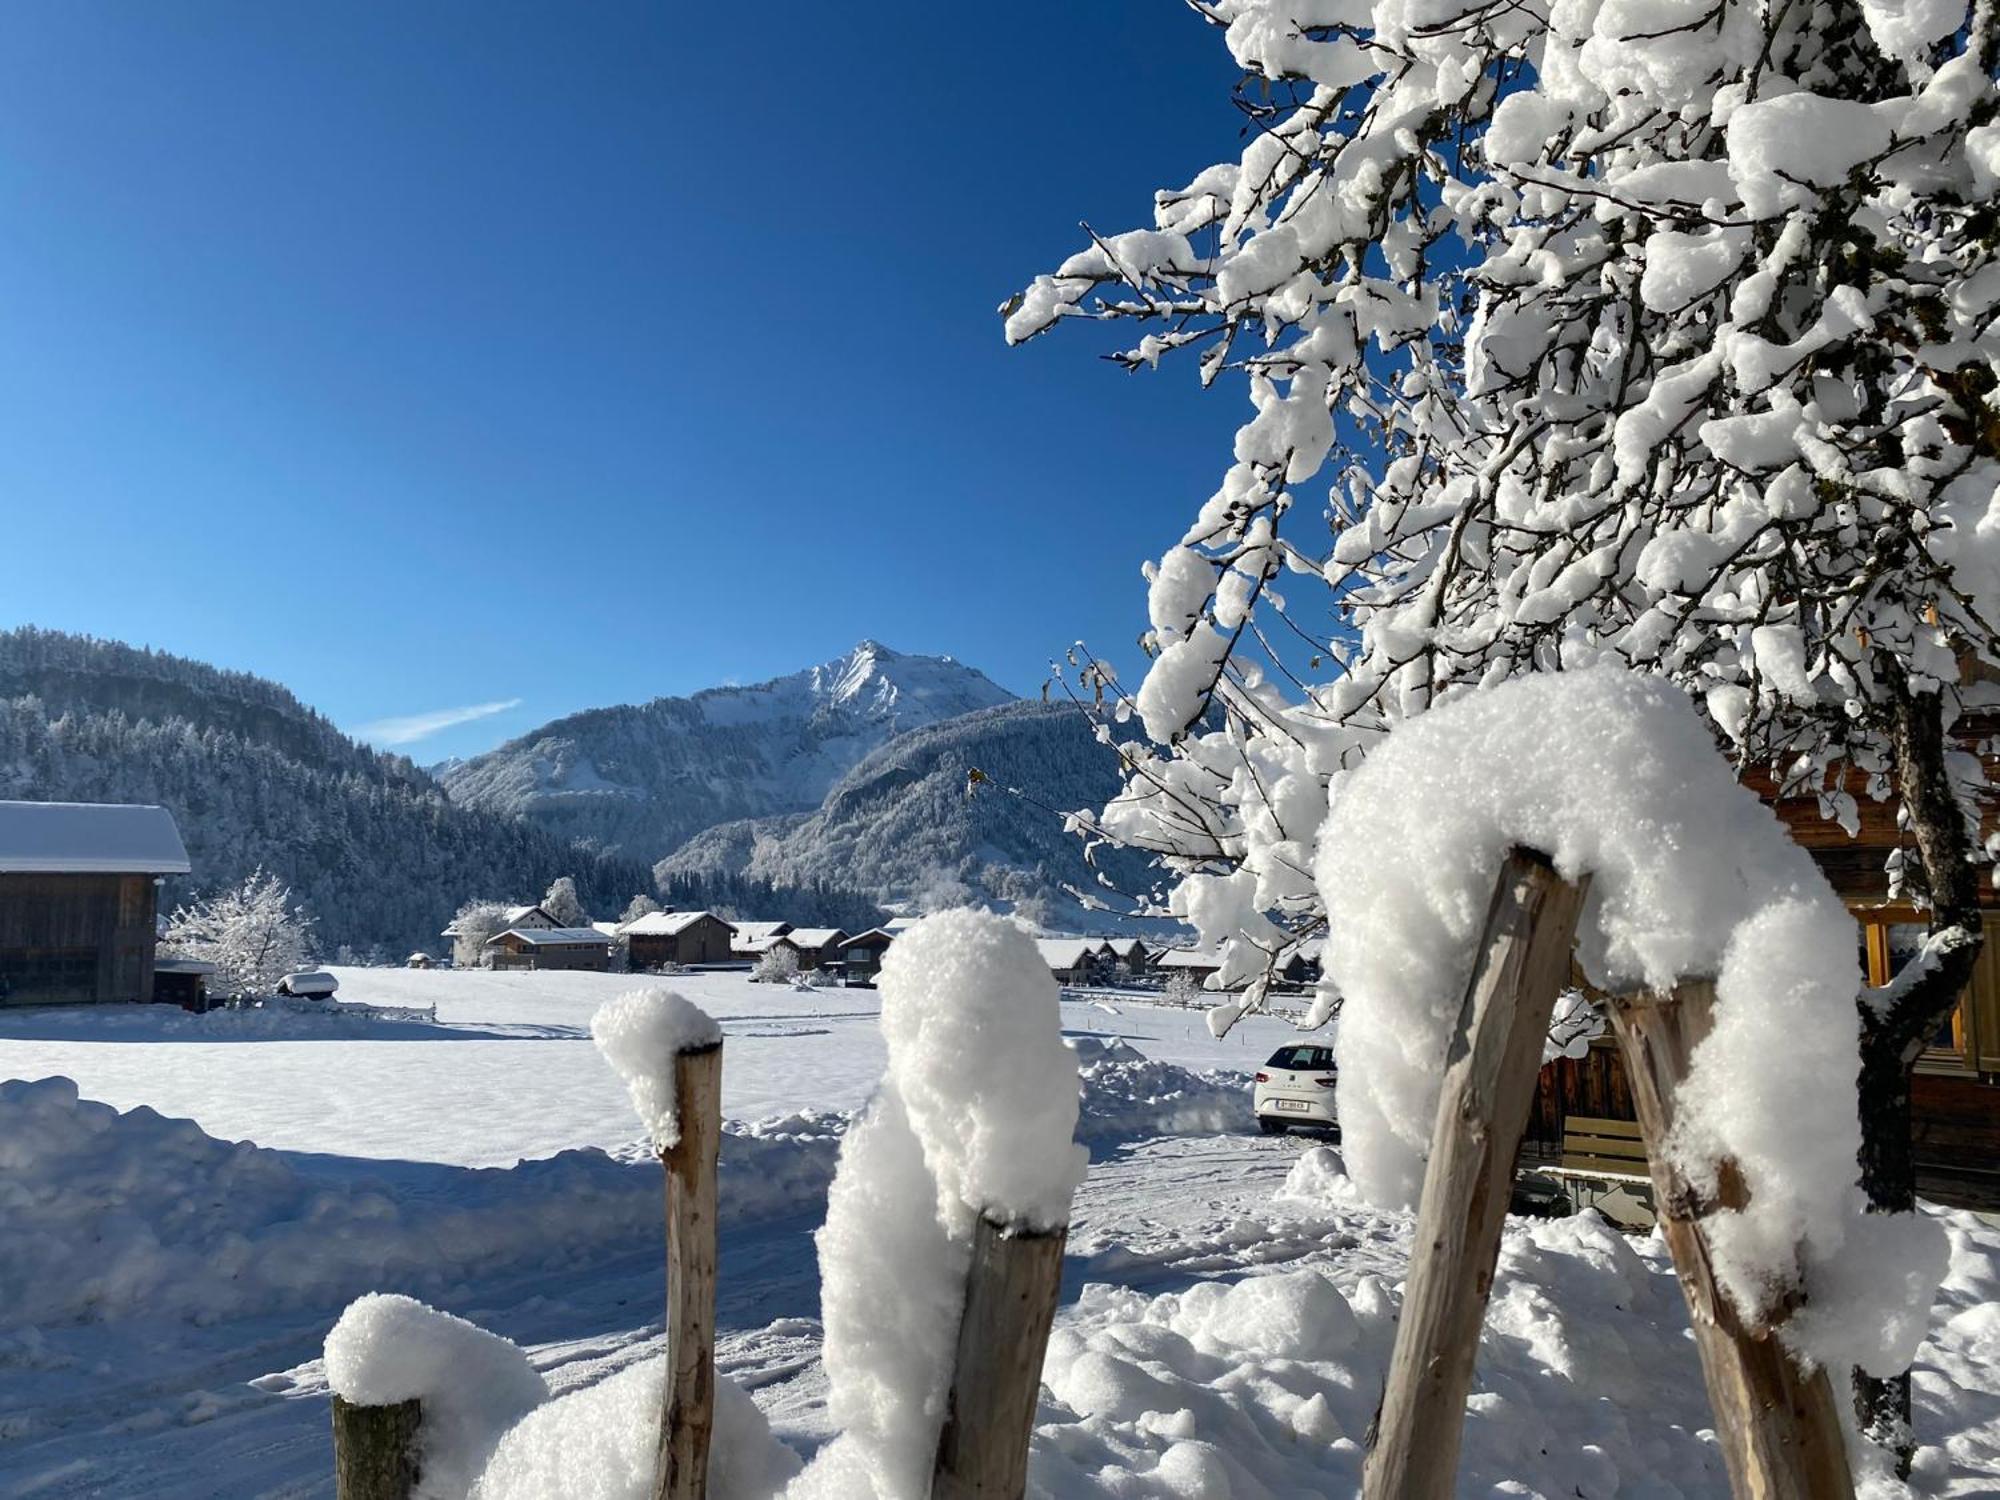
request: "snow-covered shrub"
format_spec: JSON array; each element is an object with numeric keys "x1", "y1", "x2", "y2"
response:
[
  {"x1": 1162, "y1": 971, "x2": 1206, "y2": 1008},
  {"x1": 162, "y1": 868, "x2": 312, "y2": 999},
  {"x1": 750, "y1": 946, "x2": 800, "y2": 985}
]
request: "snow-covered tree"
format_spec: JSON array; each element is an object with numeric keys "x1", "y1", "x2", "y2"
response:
[
  {"x1": 449, "y1": 900, "x2": 512, "y2": 969},
  {"x1": 541, "y1": 875, "x2": 587, "y2": 928},
  {"x1": 1011, "y1": 0, "x2": 2000, "y2": 1458},
  {"x1": 162, "y1": 869, "x2": 313, "y2": 999},
  {"x1": 751, "y1": 945, "x2": 801, "y2": 985},
  {"x1": 619, "y1": 892, "x2": 663, "y2": 924}
]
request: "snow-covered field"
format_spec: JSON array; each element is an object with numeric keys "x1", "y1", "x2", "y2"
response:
[{"x1": 1, "y1": 966, "x2": 1996, "y2": 1497}]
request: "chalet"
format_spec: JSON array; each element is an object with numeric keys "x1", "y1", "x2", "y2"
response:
[
  {"x1": 1276, "y1": 938, "x2": 1324, "y2": 988},
  {"x1": 1102, "y1": 937, "x2": 1152, "y2": 977},
  {"x1": 836, "y1": 928, "x2": 895, "y2": 986},
  {"x1": 1035, "y1": 938, "x2": 1110, "y2": 986},
  {"x1": 623, "y1": 910, "x2": 735, "y2": 969},
  {"x1": 729, "y1": 921, "x2": 793, "y2": 956},
  {"x1": 406, "y1": 952, "x2": 434, "y2": 970},
  {"x1": 485, "y1": 926, "x2": 614, "y2": 972},
  {"x1": 784, "y1": 928, "x2": 848, "y2": 971},
  {"x1": 0, "y1": 800, "x2": 190, "y2": 1006}
]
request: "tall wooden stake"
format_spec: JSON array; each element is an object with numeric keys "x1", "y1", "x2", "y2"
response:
[
  {"x1": 655, "y1": 1040, "x2": 723, "y2": 1500},
  {"x1": 931, "y1": 1214, "x2": 1069, "y2": 1500},
  {"x1": 1363, "y1": 848, "x2": 1588, "y2": 1500},
  {"x1": 1606, "y1": 982, "x2": 1854, "y2": 1500},
  {"x1": 330, "y1": 1393, "x2": 420, "y2": 1500}
]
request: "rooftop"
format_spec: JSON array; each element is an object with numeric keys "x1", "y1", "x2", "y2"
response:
[{"x1": 0, "y1": 801, "x2": 191, "y2": 875}]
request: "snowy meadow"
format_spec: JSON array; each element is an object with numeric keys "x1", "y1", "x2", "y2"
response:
[{"x1": 1, "y1": 959, "x2": 1997, "y2": 1497}]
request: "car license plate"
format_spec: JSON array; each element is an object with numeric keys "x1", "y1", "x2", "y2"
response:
[{"x1": 1275, "y1": 1099, "x2": 1311, "y2": 1112}]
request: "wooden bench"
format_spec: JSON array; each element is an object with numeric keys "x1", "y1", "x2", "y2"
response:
[
  {"x1": 1554, "y1": 1115, "x2": 1650, "y2": 1182},
  {"x1": 1550, "y1": 1116, "x2": 1655, "y2": 1229}
]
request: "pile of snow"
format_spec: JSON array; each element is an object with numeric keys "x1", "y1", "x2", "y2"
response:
[
  {"x1": 0, "y1": 1076, "x2": 839, "y2": 1329},
  {"x1": 326, "y1": 1295, "x2": 548, "y2": 1500},
  {"x1": 591, "y1": 988, "x2": 723, "y2": 1151},
  {"x1": 471, "y1": 1357, "x2": 798, "y2": 1500},
  {"x1": 1073, "y1": 1051, "x2": 1252, "y2": 1142},
  {"x1": 1316, "y1": 667, "x2": 1943, "y2": 1370},
  {"x1": 1030, "y1": 1158, "x2": 1729, "y2": 1498}
]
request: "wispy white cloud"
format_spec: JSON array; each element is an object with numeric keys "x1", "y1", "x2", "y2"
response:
[{"x1": 352, "y1": 698, "x2": 523, "y2": 747}]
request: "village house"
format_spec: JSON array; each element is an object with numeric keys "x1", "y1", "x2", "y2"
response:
[
  {"x1": 1034, "y1": 938, "x2": 1110, "y2": 987},
  {"x1": 484, "y1": 926, "x2": 614, "y2": 972},
  {"x1": 0, "y1": 800, "x2": 191, "y2": 1006},
  {"x1": 728, "y1": 920, "x2": 793, "y2": 956},
  {"x1": 1154, "y1": 947, "x2": 1223, "y2": 987},
  {"x1": 623, "y1": 910, "x2": 735, "y2": 969},
  {"x1": 835, "y1": 928, "x2": 895, "y2": 986},
  {"x1": 783, "y1": 927, "x2": 847, "y2": 971},
  {"x1": 1102, "y1": 936, "x2": 1152, "y2": 978}
]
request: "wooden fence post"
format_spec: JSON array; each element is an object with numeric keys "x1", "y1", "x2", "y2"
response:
[
  {"x1": 654, "y1": 1039, "x2": 723, "y2": 1500},
  {"x1": 1605, "y1": 982, "x2": 1854, "y2": 1500},
  {"x1": 331, "y1": 1393, "x2": 421, "y2": 1500},
  {"x1": 930, "y1": 1213, "x2": 1069, "y2": 1500},
  {"x1": 1363, "y1": 848, "x2": 1588, "y2": 1500}
]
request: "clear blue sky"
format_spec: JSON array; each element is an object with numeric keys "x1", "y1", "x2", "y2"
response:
[{"x1": 0, "y1": 2, "x2": 1249, "y2": 760}]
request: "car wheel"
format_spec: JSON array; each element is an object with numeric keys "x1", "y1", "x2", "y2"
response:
[{"x1": 1258, "y1": 1116, "x2": 1288, "y2": 1135}]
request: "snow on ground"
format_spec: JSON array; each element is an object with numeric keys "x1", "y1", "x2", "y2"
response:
[{"x1": 0, "y1": 966, "x2": 1996, "y2": 1496}]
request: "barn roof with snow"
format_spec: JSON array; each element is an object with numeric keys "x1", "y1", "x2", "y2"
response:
[
  {"x1": 1034, "y1": 938, "x2": 1104, "y2": 970},
  {"x1": 621, "y1": 910, "x2": 732, "y2": 937},
  {"x1": 731, "y1": 920, "x2": 792, "y2": 941},
  {"x1": 785, "y1": 927, "x2": 845, "y2": 948},
  {"x1": 485, "y1": 926, "x2": 613, "y2": 947},
  {"x1": 0, "y1": 801, "x2": 191, "y2": 875}
]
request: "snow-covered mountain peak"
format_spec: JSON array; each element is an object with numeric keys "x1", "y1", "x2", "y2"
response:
[{"x1": 805, "y1": 640, "x2": 1009, "y2": 726}]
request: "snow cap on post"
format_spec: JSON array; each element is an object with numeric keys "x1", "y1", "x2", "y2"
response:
[
  {"x1": 590, "y1": 987, "x2": 722, "y2": 1152},
  {"x1": 877, "y1": 908, "x2": 1088, "y2": 1232},
  {"x1": 325, "y1": 1292, "x2": 548, "y2": 1498}
]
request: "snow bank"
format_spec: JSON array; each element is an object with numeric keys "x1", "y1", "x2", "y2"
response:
[
  {"x1": 471, "y1": 1357, "x2": 798, "y2": 1500},
  {"x1": 0, "y1": 1076, "x2": 838, "y2": 1330},
  {"x1": 326, "y1": 1294, "x2": 547, "y2": 1500},
  {"x1": 1316, "y1": 666, "x2": 1941, "y2": 1369},
  {"x1": 591, "y1": 988, "x2": 723, "y2": 1151},
  {"x1": 1073, "y1": 1052, "x2": 1251, "y2": 1142},
  {"x1": 876, "y1": 909, "x2": 1087, "y2": 1231}
]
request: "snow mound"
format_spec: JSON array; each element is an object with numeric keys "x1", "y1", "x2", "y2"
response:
[
  {"x1": 591, "y1": 988, "x2": 723, "y2": 1150},
  {"x1": 326, "y1": 1294, "x2": 547, "y2": 1500},
  {"x1": 0, "y1": 1077, "x2": 838, "y2": 1330},
  {"x1": 1316, "y1": 665, "x2": 1941, "y2": 1370},
  {"x1": 1074, "y1": 1055, "x2": 1251, "y2": 1142},
  {"x1": 470, "y1": 1357, "x2": 798, "y2": 1500}
]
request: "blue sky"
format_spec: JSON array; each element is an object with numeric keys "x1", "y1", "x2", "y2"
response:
[{"x1": 0, "y1": 2, "x2": 1253, "y2": 759}]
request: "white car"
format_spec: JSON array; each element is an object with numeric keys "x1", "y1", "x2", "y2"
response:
[{"x1": 1254, "y1": 1043, "x2": 1338, "y2": 1134}]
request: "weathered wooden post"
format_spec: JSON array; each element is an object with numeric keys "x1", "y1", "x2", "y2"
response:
[
  {"x1": 1606, "y1": 981, "x2": 1854, "y2": 1500},
  {"x1": 330, "y1": 1393, "x2": 421, "y2": 1500},
  {"x1": 655, "y1": 1038, "x2": 723, "y2": 1500},
  {"x1": 1363, "y1": 847, "x2": 1589, "y2": 1500},
  {"x1": 931, "y1": 1213, "x2": 1070, "y2": 1500}
]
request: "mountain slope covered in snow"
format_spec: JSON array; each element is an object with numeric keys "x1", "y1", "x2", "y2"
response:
[
  {"x1": 437, "y1": 642, "x2": 1015, "y2": 859},
  {"x1": 656, "y1": 700, "x2": 1160, "y2": 921}
]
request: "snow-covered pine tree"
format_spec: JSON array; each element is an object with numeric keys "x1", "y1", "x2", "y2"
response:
[
  {"x1": 1010, "y1": 0, "x2": 2000, "y2": 1461},
  {"x1": 162, "y1": 868, "x2": 313, "y2": 999}
]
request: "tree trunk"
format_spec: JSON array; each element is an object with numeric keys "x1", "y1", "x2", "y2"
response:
[{"x1": 1854, "y1": 666, "x2": 1987, "y2": 1473}]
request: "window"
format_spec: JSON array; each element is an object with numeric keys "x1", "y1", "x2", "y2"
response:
[
  {"x1": 1265, "y1": 1045, "x2": 1336, "y2": 1072},
  {"x1": 1857, "y1": 911, "x2": 1971, "y2": 1069}
]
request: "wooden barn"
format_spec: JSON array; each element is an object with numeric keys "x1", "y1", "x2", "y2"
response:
[
  {"x1": 1103, "y1": 937, "x2": 1152, "y2": 977},
  {"x1": 1035, "y1": 938, "x2": 1111, "y2": 986},
  {"x1": 783, "y1": 927, "x2": 848, "y2": 971},
  {"x1": 0, "y1": 800, "x2": 190, "y2": 1006},
  {"x1": 622, "y1": 910, "x2": 735, "y2": 969},
  {"x1": 1534, "y1": 757, "x2": 2000, "y2": 1213},
  {"x1": 485, "y1": 926, "x2": 614, "y2": 972},
  {"x1": 728, "y1": 921, "x2": 793, "y2": 957}
]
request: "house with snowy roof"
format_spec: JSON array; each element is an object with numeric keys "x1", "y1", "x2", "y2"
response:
[
  {"x1": 728, "y1": 921, "x2": 793, "y2": 956},
  {"x1": 0, "y1": 800, "x2": 191, "y2": 1006},
  {"x1": 622, "y1": 910, "x2": 735, "y2": 969},
  {"x1": 834, "y1": 928, "x2": 895, "y2": 986},
  {"x1": 1034, "y1": 937, "x2": 1111, "y2": 986},
  {"x1": 782, "y1": 928, "x2": 848, "y2": 971},
  {"x1": 484, "y1": 926, "x2": 614, "y2": 972},
  {"x1": 1102, "y1": 936, "x2": 1153, "y2": 977}
]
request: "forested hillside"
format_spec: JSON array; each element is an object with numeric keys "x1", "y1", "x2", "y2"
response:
[{"x1": 0, "y1": 630, "x2": 875, "y2": 955}]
